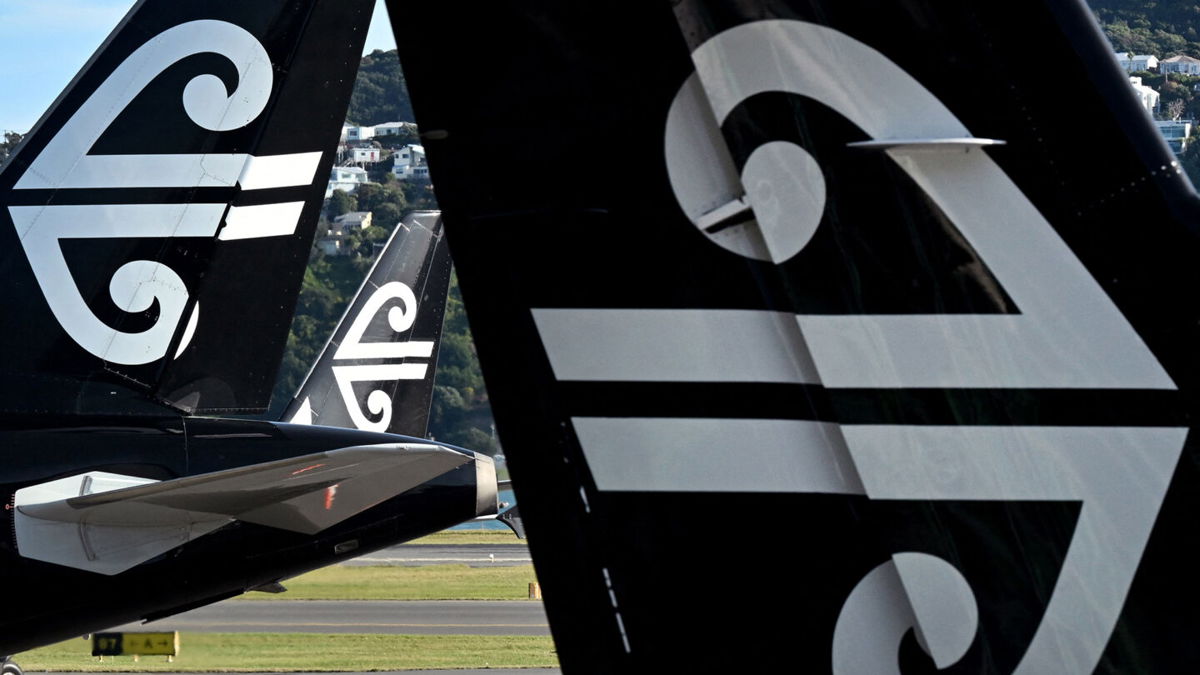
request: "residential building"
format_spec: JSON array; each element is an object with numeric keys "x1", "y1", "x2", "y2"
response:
[
  {"x1": 392, "y1": 144, "x2": 428, "y2": 180},
  {"x1": 333, "y1": 211, "x2": 373, "y2": 233},
  {"x1": 316, "y1": 211, "x2": 373, "y2": 256},
  {"x1": 351, "y1": 146, "x2": 382, "y2": 164},
  {"x1": 325, "y1": 166, "x2": 370, "y2": 197},
  {"x1": 374, "y1": 121, "x2": 417, "y2": 137},
  {"x1": 1129, "y1": 76, "x2": 1160, "y2": 115},
  {"x1": 315, "y1": 234, "x2": 343, "y2": 256},
  {"x1": 345, "y1": 125, "x2": 376, "y2": 142},
  {"x1": 1161, "y1": 55, "x2": 1200, "y2": 75},
  {"x1": 1154, "y1": 119, "x2": 1193, "y2": 155},
  {"x1": 1116, "y1": 52, "x2": 1159, "y2": 72}
]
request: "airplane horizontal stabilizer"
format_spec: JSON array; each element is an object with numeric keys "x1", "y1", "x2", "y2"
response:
[{"x1": 14, "y1": 443, "x2": 471, "y2": 575}]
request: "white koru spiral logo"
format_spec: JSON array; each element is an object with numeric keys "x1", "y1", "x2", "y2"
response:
[{"x1": 10, "y1": 20, "x2": 273, "y2": 365}]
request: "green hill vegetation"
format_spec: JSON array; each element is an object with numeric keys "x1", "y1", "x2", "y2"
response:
[
  {"x1": 1091, "y1": 0, "x2": 1200, "y2": 57},
  {"x1": 347, "y1": 49, "x2": 415, "y2": 125}
]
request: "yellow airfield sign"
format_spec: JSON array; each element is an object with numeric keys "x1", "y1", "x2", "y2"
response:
[{"x1": 91, "y1": 632, "x2": 179, "y2": 657}]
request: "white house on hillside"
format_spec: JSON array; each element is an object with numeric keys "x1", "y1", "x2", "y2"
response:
[
  {"x1": 1116, "y1": 52, "x2": 1159, "y2": 72},
  {"x1": 392, "y1": 144, "x2": 429, "y2": 180},
  {"x1": 351, "y1": 146, "x2": 382, "y2": 164},
  {"x1": 344, "y1": 125, "x2": 376, "y2": 142},
  {"x1": 1162, "y1": 55, "x2": 1200, "y2": 75},
  {"x1": 326, "y1": 166, "x2": 370, "y2": 197},
  {"x1": 1154, "y1": 120, "x2": 1193, "y2": 155},
  {"x1": 1129, "y1": 76, "x2": 1160, "y2": 115},
  {"x1": 374, "y1": 121, "x2": 418, "y2": 137},
  {"x1": 317, "y1": 211, "x2": 374, "y2": 256}
]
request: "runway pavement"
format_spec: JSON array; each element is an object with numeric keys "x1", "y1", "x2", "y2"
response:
[
  {"x1": 85, "y1": 541, "x2": 548, "y2": 671},
  {"x1": 343, "y1": 543, "x2": 531, "y2": 567},
  {"x1": 106, "y1": 600, "x2": 550, "y2": 636}
]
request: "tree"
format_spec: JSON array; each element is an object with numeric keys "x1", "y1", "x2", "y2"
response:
[
  {"x1": 427, "y1": 273, "x2": 499, "y2": 453},
  {"x1": 1092, "y1": 2, "x2": 1200, "y2": 58},
  {"x1": 353, "y1": 183, "x2": 387, "y2": 212},
  {"x1": 352, "y1": 182, "x2": 407, "y2": 221},
  {"x1": 268, "y1": 261, "x2": 346, "y2": 416},
  {"x1": 325, "y1": 189, "x2": 357, "y2": 219},
  {"x1": 0, "y1": 131, "x2": 22, "y2": 166},
  {"x1": 400, "y1": 180, "x2": 439, "y2": 211},
  {"x1": 346, "y1": 50, "x2": 414, "y2": 125},
  {"x1": 343, "y1": 222, "x2": 391, "y2": 259},
  {"x1": 1167, "y1": 98, "x2": 1186, "y2": 120},
  {"x1": 1182, "y1": 137, "x2": 1200, "y2": 190},
  {"x1": 373, "y1": 202, "x2": 404, "y2": 231}
]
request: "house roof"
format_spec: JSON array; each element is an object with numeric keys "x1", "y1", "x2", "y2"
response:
[
  {"x1": 1164, "y1": 55, "x2": 1200, "y2": 64},
  {"x1": 334, "y1": 211, "x2": 372, "y2": 224}
]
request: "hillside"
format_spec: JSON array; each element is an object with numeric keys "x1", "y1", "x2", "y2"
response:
[
  {"x1": 1090, "y1": 0, "x2": 1200, "y2": 57},
  {"x1": 347, "y1": 49, "x2": 414, "y2": 125}
]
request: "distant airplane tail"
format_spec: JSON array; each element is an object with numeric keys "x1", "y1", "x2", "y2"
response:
[
  {"x1": 283, "y1": 211, "x2": 452, "y2": 438},
  {"x1": 392, "y1": 0, "x2": 1200, "y2": 671},
  {"x1": 0, "y1": 0, "x2": 374, "y2": 414}
]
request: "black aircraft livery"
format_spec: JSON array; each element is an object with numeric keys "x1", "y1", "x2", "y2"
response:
[
  {"x1": 0, "y1": 0, "x2": 499, "y2": 658},
  {"x1": 390, "y1": 0, "x2": 1200, "y2": 672},
  {"x1": 0, "y1": 0, "x2": 367, "y2": 414},
  {"x1": 283, "y1": 212, "x2": 452, "y2": 437}
]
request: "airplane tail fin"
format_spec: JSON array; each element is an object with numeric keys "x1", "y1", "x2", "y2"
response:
[
  {"x1": 391, "y1": 0, "x2": 1200, "y2": 671},
  {"x1": 0, "y1": 0, "x2": 375, "y2": 414},
  {"x1": 282, "y1": 212, "x2": 452, "y2": 437}
]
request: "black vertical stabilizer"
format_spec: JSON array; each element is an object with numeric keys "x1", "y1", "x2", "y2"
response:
[
  {"x1": 392, "y1": 0, "x2": 1200, "y2": 672},
  {"x1": 0, "y1": 0, "x2": 374, "y2": 414},
  {"x1": 282, "y1": 212, "x2": 451, "y2": 438}
]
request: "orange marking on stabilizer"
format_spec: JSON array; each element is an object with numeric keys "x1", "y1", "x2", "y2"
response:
[{"x1": 291, "y1": 463, "x2": 327, "y2": 476}]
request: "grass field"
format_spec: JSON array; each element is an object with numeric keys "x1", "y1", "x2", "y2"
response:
[
  {"x1": 239, "y1": 564, "x2": 539, "y2": 601},
  {"x1": 16, "y1": 633, "x2": 558, "y2": 672},
  {"x1": 404, "y1": 530, "x2": 525, "y2": 545},
  {"x1": 17, "y1": 533, "x2": 546, "y2": 671}
]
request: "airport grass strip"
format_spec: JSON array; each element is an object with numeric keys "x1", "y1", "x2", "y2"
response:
[
  {"x1": 239, "y1": 564, "x2": 540, "y2": 601},
  {"x1": 405, "y1": 529, "x2": 525, "y2": 545},
  {"x1": 18, "y1": 633, "x2": 558, "y2": 672}
]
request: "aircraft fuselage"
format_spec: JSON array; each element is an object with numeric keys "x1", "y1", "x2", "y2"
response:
[{"x1": 0, "y1": 417, "x2": 488, "y2": 654}]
